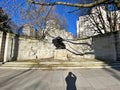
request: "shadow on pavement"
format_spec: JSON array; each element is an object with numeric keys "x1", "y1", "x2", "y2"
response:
[
  {"x1": 65, "y1": 72, "x2": 77, "y2": 90},
  {"x1": 0, "y1": 69, "x2": 34, "y2": 87},
  {"x1": 103, "y1": 67, "x2": 120, "y2": 81}
]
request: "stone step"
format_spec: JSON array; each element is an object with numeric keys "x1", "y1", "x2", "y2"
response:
[
  {"x1": 0, "y1": 60, "x2": 119, "y2": 69},
  {"x1": 3, "y1": 61, "x2": 105, "y2": 64},
  {"x1": 0, "y1": 62, "x2": 106, "y2": 67}
]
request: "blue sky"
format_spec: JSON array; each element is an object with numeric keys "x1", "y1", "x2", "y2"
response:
[
  {"x1": 0, "y1": 0, "x2": 79, "y2": 36},
  {"x1": 1, "y1": 0, "x2": 115, "y2": 36},
  {"x1": 56, "y1": 5, "x2": 79, "y2": 36}
]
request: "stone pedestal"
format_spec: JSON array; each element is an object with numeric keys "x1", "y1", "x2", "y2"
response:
[{"x1": 54, "y1": 49, "x2": 68, "y2": 60}]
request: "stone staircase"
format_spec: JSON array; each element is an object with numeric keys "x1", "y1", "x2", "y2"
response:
[{"x1": 0, "y1": 58, "x2": 120, "y2": 70}]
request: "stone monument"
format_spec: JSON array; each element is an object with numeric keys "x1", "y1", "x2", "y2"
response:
[
  {"x1": 52, "y1": 36, "x2": 68, "y2": 60},
  {"x1": 52, "y1": 36, "x2": 66, "y2": 49}
]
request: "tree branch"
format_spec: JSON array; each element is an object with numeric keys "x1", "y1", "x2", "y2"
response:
[
  {"x1": 27, "y1": 0, "x2": 109, "y2": 8},
  {"x1": 67, "y1": 8, "x2": 80, "y2": 13},
  {"x1": 114, "y1": 0, "x2": 120, "y2": 9}
]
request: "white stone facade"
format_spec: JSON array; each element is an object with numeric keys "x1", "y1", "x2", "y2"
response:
[
  {"x1": 77, "y1": 15, "x2": 97, "y2": 38},
  {"x1": 77, "y1": 6, "x2": 120, "y2": 38},
  {"x1": 1, "y1": 30, "x2": 120, "y2": 62}
]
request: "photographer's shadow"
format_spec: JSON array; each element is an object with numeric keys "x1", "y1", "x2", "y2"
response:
[{"x1": 65, "y1": 72, "x2": 77, "y2": 90}]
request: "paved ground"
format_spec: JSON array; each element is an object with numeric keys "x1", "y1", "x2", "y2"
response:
[{"x1": 0, "y1": 68, "x2": 120, "y2": 90}]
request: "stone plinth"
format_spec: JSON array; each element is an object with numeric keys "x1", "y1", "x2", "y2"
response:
[{"x1": 54, "y1": 49, "x2": 68, "y2": 60}]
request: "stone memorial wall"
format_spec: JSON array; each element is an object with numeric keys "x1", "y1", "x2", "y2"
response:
[{"x1": 0, "y1": 30, "x2": 120, "y2": 62}]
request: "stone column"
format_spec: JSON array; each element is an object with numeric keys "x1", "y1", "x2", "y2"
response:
[
  {"x1": 3, "y1": 33, "x2": 10, "y2": 63},
  {"x1": 76, "y1": 21, "x2": 80, "y2": 38},
  {"x1": 0, "y1": 31, "x2": 3, "y2": 62},
  {"x1": 0, "y1": 31, "x2": 3, "y2": 52},
  {"x1": 0, "y1": 32, "x2": 7, "y2": 63}
]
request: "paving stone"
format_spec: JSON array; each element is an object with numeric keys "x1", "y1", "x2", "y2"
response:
[
  {"x1": 86, "y1": 77, "x2": 106, "y2": 89},
  {"x1": 109, "y1": 85, "x2": 120, "y2": 90},
  {"x1": 0, "y1": 68, "x2": 119, "y2": 90}
]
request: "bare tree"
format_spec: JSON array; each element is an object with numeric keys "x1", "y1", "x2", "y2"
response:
[
  {"x1": 71, "y1": 0, "x2": 120, "y2": 37},
  {"x1": 0, "y1": 0, "x2": 68, "y2": 38},
  {"x1": 88, "y1": 4, "x2": 119, "y2": 34},
  {"x1": 26, "y1": 0, "x2": 120, "y2": 37},
  {"x1": 1, "y1": 0, "x2": 120, "y2": 38},
  {"x1": 76, "y1": 4, "x2": 120, "y2": 38},
  {"x1": 0, "y1": 7, "x2": 12, "y2": 33},
  {"x1": 21, "y1": 4, "x2": 67, "y2": 30}
]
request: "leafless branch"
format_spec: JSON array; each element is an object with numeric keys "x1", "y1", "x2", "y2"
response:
[{"x1": 27, "y1": 0, "x2": 109, "y2": 8}]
